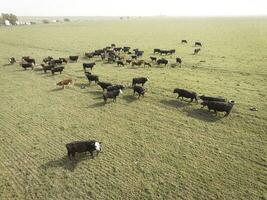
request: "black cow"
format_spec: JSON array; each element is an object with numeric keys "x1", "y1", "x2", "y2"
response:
[
  {"x1": 135, "y1": 51, "x2": 144, "y2": 57},
  {"x1": 154, "y1": 48, "x2": 161, "y2": 54},
  {"x1": 103, "y1": 89, "x2": 123, "y2": 103},
  {"x1": 107, "y1": 84, "x2": 125, "y2": 92},
  {"x1": 86, "y1": 74, "x2": 99, "y2": 85},
  {"x1": 132, "y1": 77, "x2": 149, "y2": 86},
  {"x1": 126, "y1": 59, "x2": 132, "y2": 64},
  {"x1": 66, "y1": 140, "x2": 101, "y2": 159},
  {"x1": 173, "y1": 88, "x2": 198, "y2": 103},
  {"x1": 41, "y1": 64, "x2": 55, "y2": 73},
  {"x1": 111, "y1": 44, "x2": 116, "y2": 47},
  {"x1": 83, "y1": 63, "x2": 96, "y2": 71},
  {"x1": 69, "y1": 56, "x2": 79, "y2": 62},
  {"x1": 9, "y1": 57, "x2": 16, "y2": 64},
  {"x1": 199, "y1": 95, "x2": 227, "y2": 104},
  {"x1": 133, "y1": 85, "x2": 145, "y2": 98},
  {"x1": 85, "y1": 52, "x2": 94, "y2": 59},
  {"x1": 49, "y1": 59, "x2": 63, "y2": 65},
  {"x1": 157, "y1": 58, "x2": 168, "y2": 66},
  {"x1": 131, "y1": 55, "x2": 137, "y2": 60},
  {"x1": 144, "y1": 62, "x2": 151, "y2": 67},
  {"x1": 194, "y1": 48, "x2": 201, "y2": 55},
  {"x1": 195, "y1": 42, "x2": 202, "y2": 47},
  {"x1": 117, "y1": 61, "x2": 124, "y2": 66},
  {"x1": 21, "y1": 63, "x2": 34, "y2": 70},
  {"x1": 122, "y1": 47, "x2": 131, "y2": 52},
  {"x1": 201, "y1": 101, "x2": 235, "y2": 116},
  {"x1": 22, "y1": 57, "x2": 36, "y2": 65},
  {"x1": 150, "y1": 57, "x2": 157, "y2": 62},
  {"x1": 43, "y1": 56, "x2": 53, "y2": 63},
  {"x1": 51, "y1": 66, "x2": 64, "y2": 75},
  {"x1": 176, "y1": 57, "x2": 182, "y2": 65},
  {"x1": 97, "y1": 82, "x2": 113, "y2": 91},
  {"x1": 181, "y1": 40, "x2": 188, "y2": 44},
  {"x1": 114, "y1": 47, "x2": 122, "y2": 52}
]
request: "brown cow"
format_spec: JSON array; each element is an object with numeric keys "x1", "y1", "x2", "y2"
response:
[{"x1": 56, "y1": 78, "x2": 73, "y2": 89}]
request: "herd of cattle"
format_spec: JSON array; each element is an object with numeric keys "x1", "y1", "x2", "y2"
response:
[{"x1": 8, "y1": 40, "x2": 235, "y2": 159}]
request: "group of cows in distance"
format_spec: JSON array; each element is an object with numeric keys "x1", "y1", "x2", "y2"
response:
[{"x1": 8, "y1": 40, "x2": 235, "y2": 159}]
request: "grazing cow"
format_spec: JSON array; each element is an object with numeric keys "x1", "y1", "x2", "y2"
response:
[
  {"x1": 135, "y1": 50, "x2": 144, "y2": 57},
  {"x1": 66, "y1": 140, "x2": 101, "y2": 159},
  {"x1": 117, "y1": 61, "x2": 124, "y2": 67},
  {"x1": 41, "y1": 64, "x2": 55, "y2": 73},
  {"x1": 150, "y1": 56, "x2": 157, "y2": 62},
  {"x1": 51, "y1": 66, "x2": 64, "y2": 75},
  {"x1": 173, "y1": 88, "x2": 198, "y2": 103},
  {"x1": 85, "y1": 52, "x2": 94, "y2": 59},
  {"x1": 154, "y1": 48, "x2": 161, "y2": 54},
  {"x1": 97, "y1": 82, "x2": 113, "y2": 91},
  {"x1": 56, "y1": 78, "x2": 73, "y2": 89},
  {"x1": 176, "y1": 57, "x2": 182, "y2": 65},
  {"x1": 59, "y1": 58, "x2": 68, "y2": 64},
  {"x1": 181, "y1": 40, "x2": 188, "y2": 44},
  {"x1": 85, "y1": 74, "x2": 99, "y2": 85},
  {"x1": 201, "y1": 101, "x2": 235, "y2": 116},
  {"x1": 69, "y1": 56, "x2": 79, "y2": 62},
  {"x1": 132, "y1": 60, "x2": 144, "y2": 67},
  {"x1": 84, "y1": 71, "x2": 92, "y2": 76},
  {"x1": 195, "y1": 42, "x2": 202, "y2": 47},
  {"x1": 111, "y1": 44, "x2": 116, "y2": 47},
  {"x1": 126, "y1": 59, "x2": 132, "y2": 64},
  {"x1": 83, "y1": 63, "x2": 96, "y2": 71},
  {"x1": 21, "y1": 63, "x2": 34, "y2": 70},
  {"x1": 107, "y1": 84, "x2": 125, "y2": 92},
  {"x1": 132, "y1": 77, "x2": 149, "y2": 86},
  {"x1": 144, "y1": 62, "x2": 151, "y2": 67},
  {"x1": 9, "y1": 57, "x2": 16, "y2": 64},
  {"x1": 131, "y1": 55, "x2": 137, "y2": 60},
  {"x1": 103, "y1": 89, "x2": 123, "y2": 103},
  {"x1": 199, "y1": 95, "x2": 227, "y2": 104},
  {"x1": 194, "y1": 48, "x2": 201, "y2": 55},
  {"x1": 133, "y1": 85, "x2": 145, "y2": 99},
  {"x1": 114, "y1": 47, "x2": 122, "y2": 52},
  {"x1": 157, "y1": 58, "x2": 168, "y2": 66}
]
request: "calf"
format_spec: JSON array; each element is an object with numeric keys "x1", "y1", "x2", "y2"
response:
[
  {"x1": 195, "y1": 42, "x2": 202, "y2": 47},
  {"x1": 21, "y1": 63, "x2": 34, "y2": 70},
  {"x1": 51, "y1": 66, "x2": 64, "y2": 75},
  {"x1": 176, "y1": 57, "x2": 182, "y2": 65},
  {"x1": 133, "y1": 85, "x2": 145, "y2": 99},
  {"x1": 86, "y1": 74, "x2": 99, "y2": 85},
  {"x1": 181, "y1": 40, "x2": 188, "y2": 44},
  {"x1": 97, "y1": 82, "x2": 113, "y2": 91},
  {"x1": 157, "y1": 58, "x2": 168, "y2": 66},
  {"x1": 132, "y1": 77, "x2": 149, "y2": 86},
  {"x1": 173, "y1": 88, "x2": 198, "y2": 103},
  {"x1": 117, "y1": 61, "x2": 124, "y2": 66},
  {"x1": 150, "y1": 56, "x2": 157, "y2": 62},
  {"x1": 201, "y1": 101, "x2": 235, "y2": 117},
  {"x1": 126, "y1": 59, "x2": 132, "y2": 64},
  {"x1": 103, "y1": 89, "x2": 123, "y2": 103},
  {"x1": 66, "y1": 140, "x2": 101, "y2": 159},
  {"x1": 56, "y1": 78, "x2": 73, "y2": 89},
  {"x1": 83, "y1": 63, "x2": 96, "y2": 71},
  {"x1": 132, "y1": 60, "x2": 144, "y2": 67},
  {"x1": 107, "y1": 84, "x2": 125, "y2": 92},
  {"x1": 69, "y1": 56, "x2": 79, "y2": 62}
]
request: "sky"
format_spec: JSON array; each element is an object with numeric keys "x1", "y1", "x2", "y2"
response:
[{"x1": 1, "y1": 0, "x2": 267, "y2": 16}]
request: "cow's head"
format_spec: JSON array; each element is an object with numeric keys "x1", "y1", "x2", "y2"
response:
[
  {"x1": 95, "y1": 141, "x2": 102, "y2": 151},
  {"x1": 146, "y1": 77, "x2": 150, "y2": 81},
  {"x1": 119, "y1": 89, "x2": 123, "y2": 94}
]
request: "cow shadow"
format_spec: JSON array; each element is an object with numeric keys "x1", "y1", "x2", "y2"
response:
[
  {"x1": 40, "y1": 154, "x2": 92, "y2": 172},
  {"x1": 88, "y1": 101, "x2": 106, "y2": 108},
  {"x1": 2, "y1": 63, "x2": 13, "y2": 66},
  {"x1": 74, "y1": 83, "x2": 87, "y2": 89},
  {"x1": 49, "y1": 87, "x2": 64, "y2": 92},
  {"x1": 160, "y1": 99, "x2": 191, "y2": 108},
  {"x1": 123, "y1": 95, "x2": 137, "y2": 103},
  {"x1": 187, "y1": 108, "x2": 222, "y2": 122}
]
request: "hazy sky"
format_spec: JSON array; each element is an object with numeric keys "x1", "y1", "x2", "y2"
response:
[{"x1": 1, "y1": 0, "x2": 267, "y2": 16}]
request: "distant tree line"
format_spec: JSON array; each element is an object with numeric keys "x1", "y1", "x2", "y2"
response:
[{"x1": 0, "y1": 13, "x2": 18, "y2": 25}]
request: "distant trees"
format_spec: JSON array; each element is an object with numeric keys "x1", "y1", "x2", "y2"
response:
[
  {"x1": 64, "y1": 18, "x2": 70, "y2": 22},
  {"x1": 0, "y1": 13, "x2": 18, "y2": 25}
]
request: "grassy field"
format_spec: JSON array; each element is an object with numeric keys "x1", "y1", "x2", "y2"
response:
[{"x1": 0, "y1": 17, "x2": 266, "y2": 200}]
